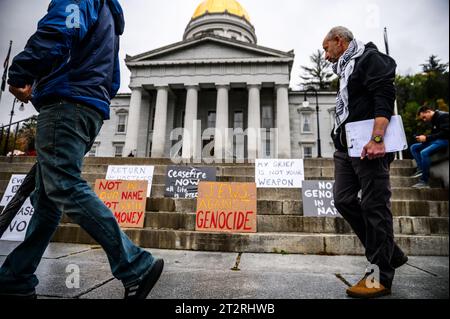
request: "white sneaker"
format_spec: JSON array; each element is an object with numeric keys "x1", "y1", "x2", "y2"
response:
[{"x1": 412, "y1": 181, "x2": 430, "y2": 189}]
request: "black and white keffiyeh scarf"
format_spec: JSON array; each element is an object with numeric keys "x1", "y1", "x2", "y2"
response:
[{"x1": 332, "y1": 39, "x2": 365, "y2": 132}]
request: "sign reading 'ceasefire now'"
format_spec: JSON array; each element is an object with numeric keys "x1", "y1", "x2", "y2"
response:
[{"x1": 94, "y1": 180, "x2": 148, "y2": 229}]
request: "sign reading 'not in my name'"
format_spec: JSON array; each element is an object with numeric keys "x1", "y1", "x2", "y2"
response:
[
  {"x1": 95, "y1": 180, "x2": 148, "y2": 228},
  {"x1": 302, "y1": 181, "x2": 341, "y2": 217},
  {"x1": 256, "y1": 159, "x2": 304, "y2": 188},
  {"x1": 165, "y1": 166, "x2": 216, "y2": 199},
  {"x1": 196, "y1": 182, "x2": 257, "y2": 233}
]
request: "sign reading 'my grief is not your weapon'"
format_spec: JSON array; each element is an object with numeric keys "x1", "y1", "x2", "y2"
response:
[
  {"x1": 0, "y1": 175, "x2": 34, "y2": 242},
  {"x1": 95, "y1": 180, "x2": 148, "y2": 228},
  {"x1": 196, "y1": 182, "x2": 257, "y2": 233},
  {"x1": 165, "y1": 166, "x2": 216, "y2": 199},
  {"x1": 255, "y1": 159, "x2": 304, "y2": 188},
  {"x1": 302, "y1": 181, "x2": 341, "y2": 217}
]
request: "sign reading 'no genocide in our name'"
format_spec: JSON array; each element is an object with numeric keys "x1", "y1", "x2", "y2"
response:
[
  {"x1": 196, "y1": 182, "x2": 257, "y2": 233},
  {"x1": 106, "y1": 165, "x2": 154, "y2": 197},
  {"x1": 95, "y1": 180, "x2": 148, "y2": 228},
  {"x1": 0, "y1": 175, "x2": 34, "y2": 242},
  {"x1": 255, "y1": 159, "x2": 304, "y2": 188},
  {"x1": 164, "y1": 166, "x2": 216, "y2": 199},
  {"x1": 302, "y1": 181, "x2": 341, "y2": 217}
]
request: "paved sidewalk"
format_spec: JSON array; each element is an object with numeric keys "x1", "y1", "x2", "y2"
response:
[{"x1": 0, "y1": 242, "x2": 448, "y2": 299}]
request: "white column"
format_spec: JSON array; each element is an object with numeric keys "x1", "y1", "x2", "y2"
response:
[
  {"x1": 182, "y1": 86, "x2": 199, "y2": 159},
  {"x1": 123, "y1": 87, "x2": 143, "y2": 157},
  {"x1": 247, "y1": 84, "x2": 261, "y2": 160},
  {"x1": 276, "y1": 84, "x2": 291, "y2": 159},
  {"x1": 214, "y1": 85, "x2": 230, "y2": 160},
  {"x1": 151, "y1": 86, "x2": 169, "y2": 158}
]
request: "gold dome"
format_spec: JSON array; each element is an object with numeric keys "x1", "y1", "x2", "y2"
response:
[{"x1": 192, "y1": 0, "x2": 250, "y2": 21}]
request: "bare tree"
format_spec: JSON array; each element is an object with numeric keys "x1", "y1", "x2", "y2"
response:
[{"x1": 300, "y1": 49, "x2": 335, "y2": 90}]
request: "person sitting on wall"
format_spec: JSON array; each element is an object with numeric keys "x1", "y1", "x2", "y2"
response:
[{"x1": 410, "y1": 105, "x2": 449, "y2": 189}]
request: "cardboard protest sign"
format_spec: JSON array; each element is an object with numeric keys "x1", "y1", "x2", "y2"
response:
[
  {"x1": 196, "y1": 182, "x2": 257, "y2": 233},
  {"x1": 0, "y1": 174, "x2": 34, "y2": 242},
  {"x1": 106, "y1": 166, "x2": 154, "y2": 197},
  {"x1": 164, "y1": 166, "x2": 216, "y2": 199},
  {"x1": 302, "y1": 181, "x2": 341, "y2": 217},
  {"x1": 95, "y1": 180, "x2": 148, "y2": 228},
  {"x1": 255, "y1": 159, "x2": 304, "y2": 188}
]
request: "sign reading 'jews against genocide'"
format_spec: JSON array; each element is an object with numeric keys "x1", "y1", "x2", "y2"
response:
[
  {"x1": 196, "y1": 182, "x2": 257, "y2": 233},
  {"x1": 302, "y1": 181, "x2": 341, "y2": 217},
  {"x1": 95, "y1": 180, "x2": 148, "y2": 228},
  {"x1": 255, "y1": 159, "x2": 304, "y2": 188},
  {"x1": 0, "y1": 175, "x2": 34, "y2": 242},
  {"x1": 165, "y1": 166, "x2": 216, "y2": 199},
  {"x1": 106, "y1": 166, "x2": 154, "y2": 197}
]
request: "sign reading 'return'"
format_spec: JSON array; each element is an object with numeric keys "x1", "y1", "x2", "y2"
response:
[
  {"x1": 95, "y1": 180, "x2": 148, "y2": 228},
  {"x1": 195, "y1": 182, "x2": 257, "y2": 233}
]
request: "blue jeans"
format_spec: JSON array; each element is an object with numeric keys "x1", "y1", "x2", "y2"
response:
[
  {"x1": 0, "y1": 102, "x2": 154, "y2": 293},
  {"x1": 410, "y1": 139, "x2": 449, "y2": 182}
]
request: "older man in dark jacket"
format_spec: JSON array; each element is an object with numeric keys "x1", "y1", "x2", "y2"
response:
[
  {"x1": 323, "y1": 26, "x2": 408, "y2": 299},
  {"x1": 0, "y1": 0, "x2": 163, "y2": 299}
]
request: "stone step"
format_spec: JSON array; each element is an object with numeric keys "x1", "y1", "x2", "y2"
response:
[
  {"x1": 51, "y1": 225, "x2": 449, "y2": 256},
  {"x1": 0, "y1": 163, "x2": 417, "y2": 178},
  {"x1": 69, "y1": 212, "x2": 445, "y2": 235},
  {"x1": 0, "y1": 166, "x2": 425, "y2": 185},
  {"x1": 145, "y1": 198, "x2": 449, "y2": 216},
  {"x1": 0, "y1": 156, "x2": 416, "y2": 168},
  {"x1": 0, "y1": 174, "x2": 442, "y2": 193}
]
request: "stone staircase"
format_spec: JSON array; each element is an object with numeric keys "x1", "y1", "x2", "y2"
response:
[{"x1": 0, "y1": 156, "x2": 448, "y2": 256}]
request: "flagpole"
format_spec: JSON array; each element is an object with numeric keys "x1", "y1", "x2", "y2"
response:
[
  {"x1": 384, "y1": 27, "x2": 403, "y2": 160},
  {"x1": 0, "y1": 40, "x2": 13, "y2": 106}
]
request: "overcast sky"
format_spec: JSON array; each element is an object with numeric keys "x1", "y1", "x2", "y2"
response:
[{"x1": 0, "y1": 0, "x2": 448, "y2": 124}]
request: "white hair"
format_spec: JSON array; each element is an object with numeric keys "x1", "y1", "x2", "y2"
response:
[{"x1": 325, "y1": 26, "x2": 354, "y2": 42}]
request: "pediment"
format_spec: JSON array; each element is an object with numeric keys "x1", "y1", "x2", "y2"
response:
[{"x1": 126, "y1": 36, "x2": 294, "y2": 64}]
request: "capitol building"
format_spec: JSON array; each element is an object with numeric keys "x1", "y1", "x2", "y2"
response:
[{"x1": 92, "y1": 0, "x2": 337, "y2": 160}]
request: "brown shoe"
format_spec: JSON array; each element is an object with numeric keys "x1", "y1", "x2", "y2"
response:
[{"x1": 346, "y1": 275, "x2": 391, "y2": 299}]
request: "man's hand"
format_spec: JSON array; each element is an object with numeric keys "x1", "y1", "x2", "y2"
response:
[
  {"x1": 9, "y1": 85, "x2": 32, "y2": 103},
  {"x1": 361, "y1": 140, "x2": 386, "y2": 160},
  {"x1": 416, "y1": 135, "x2": 427, "y2": 143}
]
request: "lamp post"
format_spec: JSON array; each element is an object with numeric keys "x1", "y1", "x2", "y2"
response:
[
  {"x1": 302, "y1": 88, "x2": 322, "y2": 158},
  {"x1": 3, "y1": 98, "x2": 24, "y2": 156}
]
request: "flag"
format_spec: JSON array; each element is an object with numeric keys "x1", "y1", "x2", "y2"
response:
[{"x1": 0, "y1": 40, "x2": 13, "y2": 99}]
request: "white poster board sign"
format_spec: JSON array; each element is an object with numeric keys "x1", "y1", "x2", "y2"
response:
[
  {"x1": 255, "y1": 159, "x2": 304, "y2": 188},
  {"x1": 1, "y1": 175, "x2": 33, "y2": 242},
  {"x1": 1, "y1": 198, "x2": 34, "y2": 241},
  {"x1": 105, "y1": 166, "x2": 155, "y2": 197},
  {"x1": 0, "y1": 174, "x2": 26, "y2": 206}
]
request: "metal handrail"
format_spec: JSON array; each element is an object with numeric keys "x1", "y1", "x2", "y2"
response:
[{"x1": 0, "y1": 115, "x2": 37, "y2": 156}]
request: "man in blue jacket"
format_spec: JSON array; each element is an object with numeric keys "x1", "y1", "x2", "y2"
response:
[{"x1": 0, "y1": 0, "x2": 164, "y2": 299}]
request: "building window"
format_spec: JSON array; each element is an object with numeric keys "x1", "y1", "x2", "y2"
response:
[
  {"x1": 261, "y1": 106, "x2": 273, "y2": 156},
  {"x1": 302, "y1": 113, "x2": 312, "y2": 133},
  {"x1": 117, "y1": 114, "x2": 127, "y2": 133},
  {"x1": 303, "y1": 146, "x2": 313, "y2": 159},
  {"x1": 233, "y1": 111, "x2": 244, "y2": 129},
  {"x1": 207, "y1": 111, "x2": 216, "y2": 128},
  {"x1": 88, "y1": 143, "x2": 99, "y2": 157},
  {"x1": 262, "y1": 106, "x2": 273, "y2": 128},
  {"x1": 114, "y1": 144, "x2": 124, "y2": 157}
]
